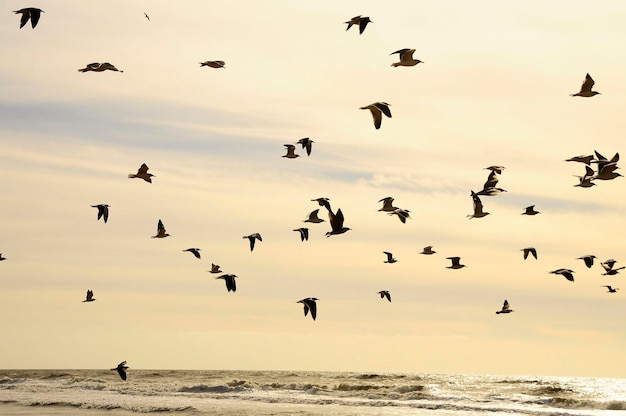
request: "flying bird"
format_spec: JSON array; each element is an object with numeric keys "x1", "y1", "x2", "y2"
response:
[
  {"x1": 311, "y1": 197, "x2": 331, "y2": 212},
  {"x1": 128, "y1": 163, "x2": 154, "y2": 183},
  {"x1": 183, "y1": 248, "x2": 201, "y2": 259},
  {"x1": 521, "y1": 247, "x2": 537, "y2": 260},
  {"x1": 111, "y1": 361, "x2": 129, "y2": 380},
  {"x1": 297, "y1": 297, "x2": 318, "y2": 320},
  {"x1": 208, "y1": 263, "x2": 222, "y2": 273},
  {"x1": 602, "y1": 285, "x2": 619, "y2": 293},
  {"x1": 282, "y1": 144, "x2": 300, "y2": 159},
  {"x1": 82, "y1": 290, "x2": 96, "y2": 303},
  {"x1": 326, "y1": 207, "x2": 351, "y2": 237},
  {"x1": 468, "y1": 191, "x2": 490, "y2": 219},
  {"x1": 574, "y1": 165, "x2": 596, "y2": 188},
  {"x1": 378, "y1": 197, "x2": 398, "y2": 212},
  {"x1": 388, "y1": 208, "x2": 411, "y2": 223},
  {"x1": 383, "y1": 251, "x2": 397, "y2": 263},
  {"x1": 496, "y1": 299, "x2": 514, "y2": 314},
  {"x1": 570, "y1": 73, "x2": 600, "y2": 97},
  {"x1": 390, "y1": 49, "x2": 423, "y2": 67},
  {"x1": 304, "y1": 209, "x2": 325, "y2": 224},
  {"x1": 377, "y1": 290, "x2": 391, "y2": 302},
  {"x1": 144, "y1": 12, "x2": 150, "y2": 21},
  {"x1": 0, "y1": 253, "x2": 5, "y2": 261},
  {"x1": 216, "y1": 274, "x2": 238, "y2": 292},
  {"x1": 446, "y1": 257, "x2": 466, "y2": 269},
  {"x1": 522, "y1": 205, "x2": 540, "y2": 215},
  {"x1": 601, "y1": 259, "x2": 625, "y2": 276},
  {"x1": 296, "y1": 138, "x2": 314, "y2": 156},
  {"x1": 78, "y1": 63, "x2": 124, "y2": 73},
  {"x1": 243, "y1": 233, "x2": 262, "y2": 251},
  {"x1": 293, "y1": 227, "x2": 309, "y2": 242},
  {"x1": 151, "y1": 219, "x2": 170, "y2": 238},
  {"x1": 420, "y1": 246, "x2": 436, "y2": 255},
  {"x1": 14, "y1": 8, "x2": 44, "y2": 29},
  {"x1": 550, "y1": 268, "x2": 575, "y2": 282},
  {"x1": 360, "y1": 102, "x2": 391, "y2": 129},
  {"x1": 91, "y1": 204, "x2": 109, "y2": 223},
  {"x1": 345, "y1": 15, "x2": 372, "y2": 34},
  {"x1": 200, "y1": 61, "x2": 225, "y2": 68},
  {"x1": 577, "y1": 255, "x2": 596, "y2": 268}
]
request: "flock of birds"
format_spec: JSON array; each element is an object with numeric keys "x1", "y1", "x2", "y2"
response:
[{"x1": 10, "y1": 7, "x2": 623, "y2": 381}]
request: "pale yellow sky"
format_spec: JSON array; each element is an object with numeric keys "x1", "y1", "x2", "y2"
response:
[{"x1": 0, "y1": 0, "x2": 625, "y2": 377}]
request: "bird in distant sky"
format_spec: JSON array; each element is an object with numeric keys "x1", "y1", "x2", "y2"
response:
[
  {"x1": 111, "y1": 361, "x2": 129, "y2": 381},
  {"x1": 0, "y1": 253, "x2": 5, "y2": 261},
  {"x1": 574, "y1": 165, "x2": 596, "y2": 188},
  {"x1": 91, "y1": 204, "x2": 109, "y2": 223},
  {"x1": 570, "y1": 73, "x2": 600, "y2": 97},
  {"x1": 293, "y1": 227, "x2": 309, "y2": 242},
  {"x1": 360, "y1": 102, "x2": 391, "y2": 129},
  {"x1": 522, "y1": 205, "x2": 540, "y2": 215},
  {"x1": 128, "y1": 163, "x2": 154, "y2": 183},
  {"x1": 14, "y1": 8, "x2": 44, "y2": 29},
  {"x1": 183, "y1": 248, "x2": 201, "y2": 259},
  {"x1": 297, "y1": 297, "x2": 318, "y2": 320},
  {"x1": 602, "y1": 285, "x2": 619, "y2": 293},
  {"x1": 151, "y1": 219, "x2": 170, "y2": 238},
  {"x1": 390, "y1": 49, "x2": 423, "y2": 67},
  {"x1": 208, "y1": 263, "x2": 222, "y2": 274},
  {"x1": 577, "y1": 255, "x2": 596, "y2": 268},
  {"x1": 296, "y1": 138, "x2": 314, "y2": 156},
  {"x1": 600, "y1": 259, "x2": 625, "y2": 276},
  {"x1": 78, "y1": 63, "x2": 124, "y2": 73},
  {"x1": 446, "y1": 257, "x2": 466, "y2": 269},
  {"x1": 82, "y1": 290, "x2": 95, "y2": 302},
  {"x1": 304, "y1": 209, "x2": 325, "y2": 224},
  {"x1": 282, "y1": 144, "x2": 300, "y2": 159},
  {"x1": 345, "y1": 15, "x2": 372, "y2": 34},
  {"x1": 216, "y1": 274, "x2": 237, "y2": 292},
  {"x1": 144, "y1": 12, "x2": 150, "y2": 21},
  {"x1": 388, "y1": 208, "x2": 411, "y2": 223},
  {"x1": 378, "y1": 197, "x2": 398, "y2": 212},
  {"x1": 243, "y1": 233, "x2": 262, "y2": 251},
  {"x1": 383, "y1": 251, "x2": 397, "y2": 263},
  {"x1": 377, "y1": 290, "x2": 391, "y2": 302},
  {"x1": 200, "y1": 61, "x2": 225, "y2": 68},
  {"x1": 468, "y1": 191, "x2": 489, "y2": 219},
  {"x1": 326, "y1": 207, "x2": 351, "y2": 237},
  {"x1": 550, "y1": 268, "x2": 575, "y2": 282},
  {"x1": 521, "y1": 247, "x2": 537, "y2": 260},
  {"x1": 420, "y1": 246, "x2": 436, "y2": 255},
  {"x1": 496, "y1": 299, "x2": 514, "y2": 314}
]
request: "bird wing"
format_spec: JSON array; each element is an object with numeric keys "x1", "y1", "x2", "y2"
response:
[
  {"x1": 580, "y1": 73, "x2": 595, "y2": 93},
  {"x1": 138, "y1": 163, "x2": 150, "y2": 175},
  {"x1": 358, "y1": 18, "x2": 369, "y2": 34},
  {"x1": 330, "y1": 208, "x2": 345, "y2": 231},
  {"x1": 30, "y1": 9, "x2": 42, "y2": 28},
  {"x1": 391, "y1": 48, "x2": 410, "y2": 56},
  {"x1": 157, "y1": 219, "x2": 165, "y2": 233},
  {"x1": 374, "y1": 102, "x2": 392, "y2": 118},
  {"x1": 366, "y1": 105, "x2": 382, "y2": 129},
  {"x1": 400, "y1": 49, "x2": 416, "y2": 63},
  {"x1": 18, "y1": 11, "x2": 30, "y2": 29},
  {"x1": 308, "y1": 300, "x2": 317, "y2": 320}
]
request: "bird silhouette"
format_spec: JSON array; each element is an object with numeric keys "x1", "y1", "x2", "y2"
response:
[
  {"x1": 297, "y1": 297, "x2": 318, "y2": 320},
  {"x1": 200, "y1": 61, "x2": 225, "y2": 68},
  {"x1": 78, "y1": 63, "x2": 123, "y2": 73},
  {"x1": 345, "y1": 15, "x2": 372, "y2": 34},
  {"x1": 377, "y1": 290, "x2": 391, "y2": 302},
  {"x1": 496, "y1": 299, "x2": 514, "y2": 314},
  {"x1": 282, "y1": 144, "x2": 300, "y2": 159},
  {"x1": 91, "y1": 204, "x2": 109, "y2": 223},
  {"x1": 468, "y1": 191, "x2": 489, "y2": 219},
  {"x1": 128, "y1": 163, "x2": 154, "y2": 183},
  {"x1": 602, "y1": 285, "x2": 619, "y2": 293},
  {"x1": 383, "y1": 251, "x2": 397, "y2": 263},
  {"x1": 293, "y1": 228, "x2": 309, "y2": 241},
  {"x1": 208, "y1": 263, "x2": 222, "y2": 274},
  {"x1": 446, "y1": 257, "x2": 466, "y2": 269},
  {"x1": 14, "y1": 8, "x2": 44, "y2": 29},
  {"x1": 522, "y1": 205, "x2": 540, "y2": 215},
  {"x1": 82, "y1": 290, "x2": 96, "y2": 303},
  {"x1": 111, "y1": 361, "x2": 129, "y2": 380},
  {"x1": 296, "y1": 138, "x2": 314, "y2": 156},
  {"x1": 243, "y1": 233, "x2": 262, "y2": 251},
  {"x1": 216, "y1": 274, "x2": 237, "y2": 292},
  {"x1": 521, "y1": 247, "x2": 537, "y2": 260},
  {"x1": 420, "y1": 246, "x2": 436, "y2": 255},
  {"x1": 390, "y1": 49, "x2": 423, "y2": 67},
  {"x1": 326, "y1": 207, "x2": 351, "y2": 237},
  {"x1": 304, "y1": 209, "x2": 325, "y2": 224},
  {"x1": 183, "y1": 248, "x2": 201, "y2": 259},
  {"x1": 571, "y1": 73, "x2": 600, "y2": 97},
  {"x1": 550, "y1": 268, "x2": 575, "y2": 282},
  {"x1": 151, "y1": 219, "x2": 170, "y2": 238},
  {"x1": 577, "y1": 255, "x2": 596, "y2": 268},
  {"x1": 360, "y1": 102, "x2": 391, "y2": 130}
]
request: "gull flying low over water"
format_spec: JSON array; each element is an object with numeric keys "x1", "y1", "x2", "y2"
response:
[
  {"x1": 420, "y1": 246, "x2": 436, "y2": 255},
  {"x1": 216, "y1": 274, "x2": 238, "y2": 292},
  {"x1": 570, "y1": 73, "x2": 600, "y2": 97},
  {"x1": 111, "y1": 361, "x2": 129, "y2": 381},
  {"x1": 377, "y1": 290, "x2": 391, "y2": 302},
  {"x1": 128, "y1": 163, "x2": 154, "y2": 183},
  {"x1": 577, "y1": 255, "x2": 596, "y2": 268},
  {"x1": 390, "y1": 49, "x2": 423, "y2": 67},
  {"x1": 282, "y1": 144, "x2": 300, "y2": 159},
  {"x1": 78, "y1": 63, "x2": 124, "y2": 73},
  {"x1": 360, "y1": 102, "x2": 391, "y2": 130},
  {"x1": 378, "y1": 197, "x2": 398, "y2": 212},
  {"x1": 183, "y1": 248, "x2": 201, "y2": 259},
  {"x1": 82, "y1": 290, "x2": 95, "y2": 302},
  {"x1": 297, "y1": 297, "x2": 318, "y2": 320},
  {"x1": 522, "y1": 205, "x2": 540, "y2": 215},
  {"x1": 243, "y1": 233, "x2": 262, "y2": 251},
  {"x1": 468, "y1": 191, "x2": 489, "y2": 219},
  {"x1": 92, "y1": 204, "x2": 109, "y2": 223},
  {"x1": 602, "y1": 285, "x2": 619, "y2": 293},
  {"x1": 14, "y1": 8, "x2": 44, "y2": 29},
  {"x1": 496, "y1": 299, "x2": 514, "y2": 314},
  {"x1": 200, "y1": 61, "x2": 225, "y2": 68},
  {"x1": 151, "y1": 219, "x2": 170, "y2": 238},
  {"x1": 383, "y1": 251, "x2": 397, "y2": 263},
  {"x1": 521, "y1": 247, "x2": 537, "y2": 260},
  {"x1": 446, "y1": 257, "x2": 466, "y2": 269},
  {"x1": 304, "y1": 209, "x2": 325, "y2": 224},
  {"x1": 293, "y1": 227, "x2": 309, "y2": 242},
  {"x1": 208, "y1": 263, "x2": 222, "y2": 273},
  {"x1": 345, "y1": 15, "x2": 372, "y2": 34},
  {"x1": 388, "y1": 208, "x2": 411, "y2": 223},
  {"x1": 550, "y1": 268, "x2": 575, "y2": 282},
  {"x1": 296, "y1": 138, "x2": 314, "y2": 156}
]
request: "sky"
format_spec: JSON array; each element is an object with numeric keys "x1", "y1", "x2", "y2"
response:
[{"x1": 1, "y1": 0, "x2": 626, "y2": 378}]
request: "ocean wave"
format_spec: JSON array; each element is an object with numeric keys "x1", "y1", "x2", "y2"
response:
[{"x1": 177, "y1": 383, "x2": 252, "y2": 393}]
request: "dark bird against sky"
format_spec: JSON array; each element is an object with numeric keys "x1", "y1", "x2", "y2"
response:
[
  {"x1": 14, "y1": 8, "x2": 43, "y2": 29},
  {"x1": 91, "y1": 204, "x2": 109, "y2": 223},
  {"x1": 360, "y1": 102, "x2": 391, "y2": 130},
  {"x1": 345, "y1": 15, "x2": 372, "y2": 34}
]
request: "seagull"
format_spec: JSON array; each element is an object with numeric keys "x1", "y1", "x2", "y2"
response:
[
  {"x1": 14, "y1": 8, "x2": 44, "y2": 29},
  {"x1": 570, "y1": 73, "x2": 600, "y2": 97},
  {"x1": 388, "y1": 208, "x2": 411, "y2": 223},
  {"x1": 566, "y1": 155, "x2": 595, "y2": 165},
  {"x1": 378, "y1": 197, "x2": 398, "y2": 212},
  {"x1": 390, "y1": 49, "x2": 423, "y2": 67},
  {"x1": 482, "y1": 170, "x2": 500, "y2": 189},
  {"x1": 128, "y1": 163, "x2": 154, "y2": 183},
  {"x1": 577, "y1": 255, "x2": 596, "y2": 268},
  {"x1": 360, "y1": 102, "x2": 391, "y2": 130},
  {"x1": 377, "y1": 290, "x2": 391, "y2": 302},
  {"x1": 602, "y1": 285, "x2": 619, "y2": 293},
  {"x1": 293, "y1": 227, "x2": 309, "y2": 242},
  {"x1": 326, "y1": 207, "x2": 351, "y2": 237},
  {"x1": 144, "y1": 12, "x2": 150, "y2": 21},
  {"x1": 296, "y1": 138, "x2": 314, "y2": 156},
  {"x1": 82, "y1": 290, "x2": 96, "y2": 302},
  {"x1": 111, "y1": 361, "x2": 129, "y2": 381},
  {"x1": 522, "y1": 205, "x2": 540, "y2": 215},
  {"x1": 200, "y1": 61, "x2": 225, "y2": 68},
  {"x1": 91, "y1": 204, "x2": 109, "y2": 223},
  {"x1": 151, "y1": 219, "x2": 170, "y2": 238},
  {"x1": 574, "y1": 165, "x2": 596, "y2": 188},
  {"x1": 78, "y1": 63, "x2": 124, "y2": 73},
  {"x1": 216, "y1": 274, "x2": 237, "y2": 292},
  {"x1": 592, "y1": 150, "x2": 619, "y2": 172},
  {"x1": 282, "y1": 144, "x2": 300, "y2": 159},
  {"x1": 0, "y1": 253, "x2": 5, "y2": 261},
  {"x1": 304, "y1": 209, "x2": 325, "y2": 223},
  {"x1": 550, "y1": 268, "x2": 575, "y2": 282},
  {"x1": 601, "y1": 259, "x2": 625, "y2": 276},
  {"x1": 521, "y1": 247, "x2": 537, "y2": 260},
  {"x1": 593, "y1": 163, "x2": 622, "y2": 181},
  {"x1": 345, "y1": 15, "x2": 372, "y2": 34},
  {"x1": 467, "y1": 191, "x2": 490, "y2": 219},
  {"x1": 243, "y1": 233, "x2": 262, "y2": 251},
  {"x1": 183, "y1": 248, "x2": 201, "y2": 259},
  {"x1": 297, "y1": 297, "x2": 318, "y2": 320},
  {"x1": 208, "y1": 263, "x2": 222, "y2": 273},
  {"x1": 420, "y1": 246, "x2": 436, "y2": 255},
  {"x1": 496, "y1": 299, "x2": 514, "y2": 314},
  {"x1": 446, "y1": 257, "x2": 466, "y2": 269},
  {"x1": 311, "y1": 197, "x2": 331, "y2": 211},
  {"x1": 383, "y1": 251, "x2": 397, "y2": 263}
]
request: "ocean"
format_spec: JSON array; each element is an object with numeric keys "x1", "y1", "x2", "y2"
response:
[{"x1": 0, "y1": 370, "x2": 624, "y2": 415}]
